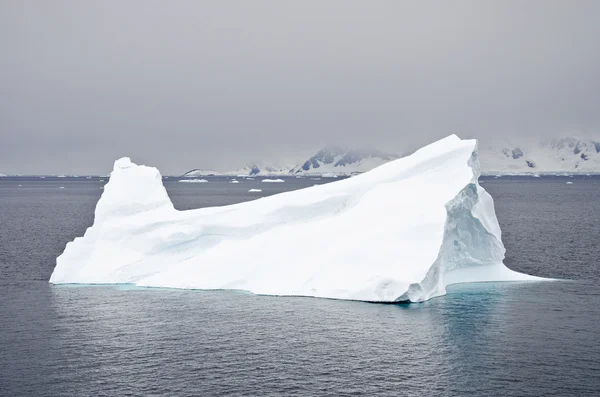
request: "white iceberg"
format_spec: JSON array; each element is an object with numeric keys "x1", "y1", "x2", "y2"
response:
[
  {"x1": 322, "y1": 172, "x2": 338, "y2": 178},
  {"x1": 262, "y1": 178, "x2": 285, "y2": 183},
  {"x1": 230, "y1": 180, "x2": 240, "y2": 184},
  {"x1": 178, "y1": 179, "x2": 208, "y2": 183},
  {"x1": 248, "y1": 189, "x2": 262, "y2": 193},
  {"x1": 49, "y1": 136, "x2": 540, "y2": 302}
]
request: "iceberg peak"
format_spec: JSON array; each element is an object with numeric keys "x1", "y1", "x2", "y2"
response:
[
  {"x1": 95, "y1": 158, "x2": 173, "y2": 222},
  {"x1": 114, "y1": 157, "x2": 134, "y2": 170},
  {"x1": 50, "y1": 136, "x2": 540, "y2": 302}
]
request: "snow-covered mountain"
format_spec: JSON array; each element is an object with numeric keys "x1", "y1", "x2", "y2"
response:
[
  {"x1": 222, "y1": 164, "x2": 294, "y2": 177},
  {"x1": 479, "y1": 137, "x2": 600, "y2": 175},
  {"x1": 290, "y1": 146, "x2": 399, "y2": 176},
  {"x1": 183, "y1": 169, "x2": 222, "y2": 177}
]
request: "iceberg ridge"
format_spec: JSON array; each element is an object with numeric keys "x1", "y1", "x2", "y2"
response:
[{"x1": 50, "y1": 136, "x2": 539, "y2": 302}]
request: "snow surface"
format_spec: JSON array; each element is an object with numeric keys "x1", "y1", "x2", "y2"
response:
[
  {"x1": 261, "y1": 179, "x2": 285, "y2": 183},
  {"x1": 49, "y1": 137, "x2": 541, "y2": 303},
  {"x1": 178, "y1": 179, "x2": 208, "y2": 183}
]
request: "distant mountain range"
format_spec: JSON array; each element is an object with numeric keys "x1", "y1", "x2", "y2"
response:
[
  {"x1": 183, "y1": 146, "x2": 399, "y2": 177},
  {"x1": 479, "y1": 137, "x2": 600, "y2": 175},
  {"x1": 181, "y1": 137, "x2": 600, "y2": 177}
]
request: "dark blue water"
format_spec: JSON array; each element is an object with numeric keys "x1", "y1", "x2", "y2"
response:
[{"x1": 1, "y1": 176, "x2": 599, "y2": 396}]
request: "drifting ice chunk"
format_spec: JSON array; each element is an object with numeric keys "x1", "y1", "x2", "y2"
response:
[
  {"x1": 248, "y1": 189, "x2": 262, "y2": 192},
  {"x1": 262, "y1": 179, "x2": 284, "y2": 183},
  {"x1": 178, "y1": 179, "x2": 208, "y2": 183},
  {"x1": 322, "y1": 173, "x2": 338, "y2": 178},
  {"x1": 230, "y1": 180, "x2": 240, "y2": 184},
  {"x1": 49, "y1": 136, "x2": 540, "y2": 302}
]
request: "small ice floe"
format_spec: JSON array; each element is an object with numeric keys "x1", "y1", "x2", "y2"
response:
[
  {"x1": 18, "y1": 184, "x2": 22, "y2": 187},
  {"x1": 295, "y1": 176, "x2": 303, "y2": 179},
  {"x1": 310, "y1": 178, "x2": 321, "y2": 180},
  {"x1": 178, "y1": 179, "x2": 208, "y2": 183},
  {"x1": 566, "y1": 181, "x2": 574, "y2": 184},
  {"x1": 40, "y1": 176, "x2": 46, "y2": 179},
  {"x1": 59, "y1": 186, "x2": 65, "y2": 189},
  {"x1": 230, "y1": 180, "x2": 240, "y2": 184},
  {"x1": 262, "y1": 179, "x2": 284, "y2": 183},
  {"x1": 322, "y1": 173, "x2": 338, "y2": 178},
  {"x1": 246, "y1": 177, "x2": 255, "y2": 180},
  {"x1": 248, "y1": 189, "x2": 262, "y2": 193}
]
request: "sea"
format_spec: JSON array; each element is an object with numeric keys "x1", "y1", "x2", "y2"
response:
[{"x1": 1, "y1": 175, "x2": 599, "y2": 396}]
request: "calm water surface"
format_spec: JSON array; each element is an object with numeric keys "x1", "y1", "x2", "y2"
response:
[{"x1": 1, "y1": 176, "x2": 599, "y2": 396}]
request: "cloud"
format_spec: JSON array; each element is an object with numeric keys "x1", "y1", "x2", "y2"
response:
[{"x1": 1, "y1": 0, "x2": 599, "y2": 174}]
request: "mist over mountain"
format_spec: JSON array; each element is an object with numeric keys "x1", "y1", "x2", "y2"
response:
[{"x1": 183, "y1": 137, "x2": 600, "y2": 177}]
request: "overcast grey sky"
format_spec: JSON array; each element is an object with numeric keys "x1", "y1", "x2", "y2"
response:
[{"x1": 2, "y1": 0, "x2": 599, "y2": 175}]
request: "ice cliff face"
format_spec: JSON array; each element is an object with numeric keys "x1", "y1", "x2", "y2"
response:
[{"x1": 50, "y1": 135, "x2": 539, "y2": 302}]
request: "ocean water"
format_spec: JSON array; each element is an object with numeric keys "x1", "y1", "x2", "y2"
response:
[{"x1": 1, "y1": 176, "x2": 599, "y2": 396}]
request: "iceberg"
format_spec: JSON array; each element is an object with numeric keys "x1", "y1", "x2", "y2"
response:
[
  {"x1": 248, "y1": 189, "x2": 262, "y2": 192},
  {"x1": 178, "y1": 179, "x2": 208, "y2": 183},
  {"x1": 262, "y1": 178, "x2": 285, "y2": 183},
  {"x1": 49, "y1": 136, "x2": 540, "y2": 302}
]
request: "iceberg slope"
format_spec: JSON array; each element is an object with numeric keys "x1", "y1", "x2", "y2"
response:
[{"x1": 50, "y1": 135, "x2": 539, "y2": 302}]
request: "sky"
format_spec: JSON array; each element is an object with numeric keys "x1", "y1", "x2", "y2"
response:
[{"x1": 1, "y1": 0, "x2": 600, "y2": 175}]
